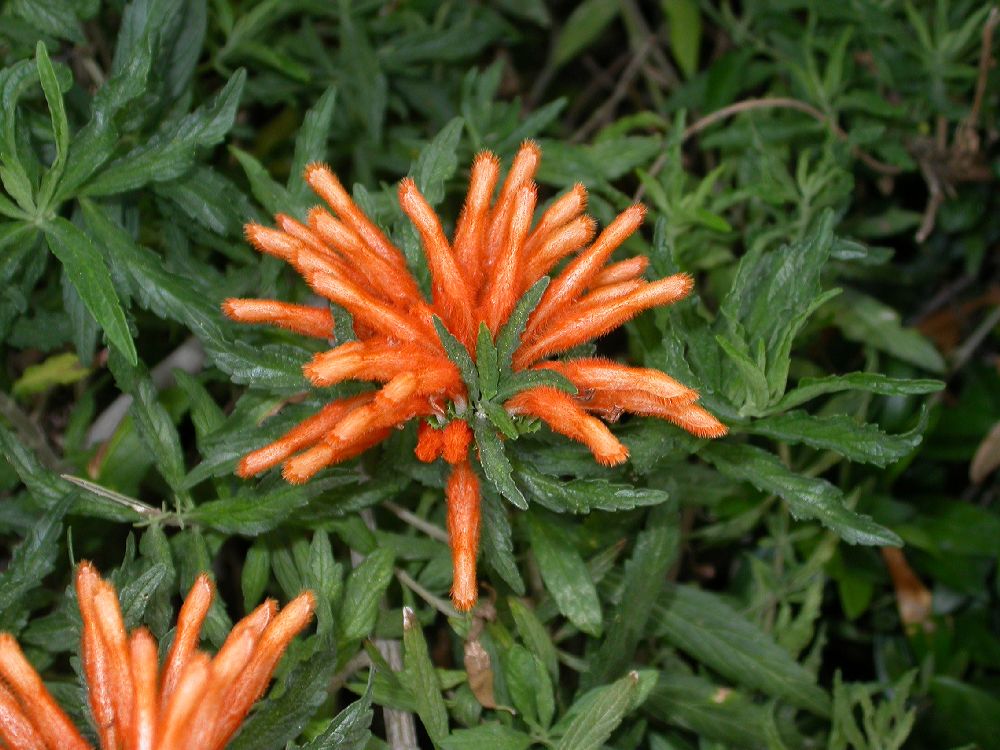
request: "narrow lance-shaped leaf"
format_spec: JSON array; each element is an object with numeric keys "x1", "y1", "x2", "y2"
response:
[
  {"x1": 473, "y1": 415, "x2": 527, "y2": 510},
  {"x1": 496, "y1": 276, "x2": 549, "y2": 376},
  {"x1": 43, "y1": 217, "x2": 137, "y2": 366},
  {"x1": 554, "y1": 671, "x2": 640, "y2": 750},
  {"x1": 433, "y1": 315, "x2": 479, "y2": 402},
  {"x1": 746, "y1": 408, "x2": 927, "y2": 467},
  {"x1": 402, "y1": 607, "x2": 449, "y2": 745},
  {"x1": 703, "y1": 442, "x2": 902, "y2": 546},
  {"x1": 768, "y1": 372, "x2": 944, "y2": 414},
  {"x1": 35, "y1": 41, "x2": 70, "y2": 209}
]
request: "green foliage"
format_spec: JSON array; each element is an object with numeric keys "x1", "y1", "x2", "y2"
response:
[{"x1": 1, "y1": 1, "x2": 997, "y2": 748}]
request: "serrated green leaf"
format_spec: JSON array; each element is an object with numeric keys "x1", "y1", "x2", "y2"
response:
[
  {"x1": 496, "y1": 277, "x2": 549, "y2": 376},
  {"x1": 35, "y1": 42, "x2": 70, "y2": 209},
  {"x1": 747, "y1": 409, "x2": 926, "y2": 467},
  {"x1": 831, "y1": 290, "x2": 946, "y2": 373},
  {"x1": 81, "y1": 69, "x2": 246, "y2": 196},
  {"x1": 189, "y1": 484, "x2": 311, "y2": 534},
  {"x1": 479, "y1": 485, "x2": 525, "y2": 594},
  {"x1": 703, "y1": 442, "x2": 901, "y2": 546},
  {"x1": 586, "y1": 504, "x2": 678, "y2": 688},
  {"x1": 650, "y1": 584, "x2": 831, "y2": 716},
  {"x1": 507, "y1": 596, "x2": 558, "y2": 680},
  {"x1": 503, "y1": 644, "x2": 554, "y2": 727},
  {"x1": 645, "y1": 672, "x2": 776, "y2": 747},
  {"x1": 300, "y1": 669, "x2": 374, "y2": 750},
  {"x1": 768, "y1": 373, "x2": 944, "y2": 413},
  {"x1": 482, "y1": 400, "x2": 519, "y2": 439},
  {"x1": 43, "y1": 218, "x2": 137, "y2": 366},
  {"x1": 107, "y1": 350, "x2": 187, "y2": 497},
  {"x1": 402, "y1": 606, "x2": 449, "y2": 744},
  {"x1": 555, "y1": 671, "x2": 640, "y2": 750},
  {"x1": 514, "y1": 460, "x2": 669, "y2": 513},
  {"x1": 231, "y1": 146, "x2": 293, "y2": 217},
  {"x1": 339, "y1": 548, "x2": 394, "y2": 641},
  {"x1": 413, "y1": 116, "x2": 464, "y2": 205},
  {"x1": 0, "y1": 494, "x2": 71, "y2": 631},
  {"x1": 289, "y1": 85, "x2": 338, "y2": 205},
  {"x1": 473, "y1": 416, "x2": 527, "y2": 509},
  {"x1": 526, "y1": 511, "x2": 602, "y2": 636},
  {"x1": 433, "y1": 315, "x2": 479, "y2": 402},
  {"x1": 118, "y1": 563, "x2": 169, "y2": 631},
  {"x1": 477, "y1": 322, "x2": 499, "y2": 400},
  {"x1": 441, "y1": 725, "x2": 533, "y2": 750}
]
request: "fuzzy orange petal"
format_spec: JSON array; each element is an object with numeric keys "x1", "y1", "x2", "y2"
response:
[
  {"x1": 506, "y1": 387, "x2": 629, "y2": 465},
  {"x1": 223, "y1": 298, "x2": 334, "y2": 339},
  {"x1": 514, "y1": 273, "x2": 693, "y2": 368},
  {"x1": 525, "y1": 204, "x2": 646, "y2": 336},
  {"x1": 589, "y1": 255, "x2": 649, "y2": 288},
  {"x1": 453, "y1": 151, "x2": 500, "y2": 296},
  {"x1": 160, "y1": 575, "x2": 214, "y2": 712},
  {"x1": 538, "y1": 358, "x2": 697, "y2": 403},
  {"x1": 482, "y1": 184, "x2": 536, "y2": 333},
  {"x1": 521, "y1": 215, "x2": 596, "y2": 291}
]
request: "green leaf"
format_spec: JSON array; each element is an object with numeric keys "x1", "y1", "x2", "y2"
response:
[
  {"x1": 496, "y1": 277, "x2": 549, "y2": 377},
  {"x1": 228, "y1": 636, "x2": 338, "y2": 750},
  {"x1": 441, "y1": 724, "x2": 534, "y2": 750},
  {"x1": 12, "y1": 352, "x2": 89, "y2": 398},
  {"x1": 514, "y1": 460, "x2": 669, "y2": 513},
  {"x1": 831, "y1": 290, "x2": 946, "y2": 373},
  {"x1": 473, "y1": 416, "x2": 527, "y2": 510},
  {"x1": 42, "y1": 218, "x2": 137, "y2": 366},
  {"x1": 188, "y1": 484, "x2": 311, "y2": 534},
  {"x1": 300, "y1": 669, "x2": 374, "y2": 750},
  {"x1": 402, "y1": 606, "x2": 449, "y2": 744},
  {"x1": 81, "y1": 69, "x2": 246, "y2": 196},
  {"x1": 433, "y1": 316, "x2": 479, "y2": 402},
  {"x1": 768, "y1": 373, "x2": 944, "y2": 413},
  {"x1": 476, "y1": 322, "x2": 499, "y2": 400},
  {"x1": 482, "y1": 400, "x2": 520, "y2": 440},
  {"x1": 241, "y1": 541, "x2": 271, "y2": 612},
  {"x1": 555, "y1": 671, "x2": 640, "y2": 750},
  {"x1": 650, "y1": 584, "x2": 831, "y2": 716},
  {"x1": 503, "y1": 644, "x2": 555, "y2": 727},
  {"x1": 289, "y1": 85, "x2": 338, "y2": 203},
  {"x1": 495, "y1": 369, "x2": 577, "y2": 402},
  {"x1": 479, "y1": 485, "x2": 525, "y2": 594},
  {"x1": 526, "y1": 512, "x2": 602, "y2": 636},
  {"x1": 703, "y1": 442, "x2": 901, "y2": 546},
  {"x1": 11, "y1": 0, "x2": 84, "y2": 43},
  {"x1": 0, "y1": 495, "x2": 71, "y2": 631},
  {"x1": 747, "y1": 409, "x2": 926, "y2": 467},
  {"x1": 35, "y1": 42, "x2": 70, "y2": 209},
  {"x1": 339, "y1": 548, "x2": 394, "y2": 641},
  {"x1": 662, "y1": 0, "x2": 702, "y2": 77},
  {"x1": 507, "y1": 596, "x2": 559, "y2": 680},
  {"x1": 231, "y1": 146, "x2": 292, "y2": 217},
  {"x1": 585, "y1": 504, "x2": 679, "y2": 688},
  {"x1": 553, "y1": 0, "x2": 621, "y2": 67},
  {"x1": 645, "y1": 672, "x2": 777, "y2": 748},
  {"x1": 412, "y1": 116, "x2": 464, "y2": 205}
]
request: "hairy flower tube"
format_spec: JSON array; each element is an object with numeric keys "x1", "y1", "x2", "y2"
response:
[
  {"x1": 224, "y1": 142, "x2": 726, "y2": 611},
  {"x1": 0, "y1": 563, "x2": 314, "y2": 750}
]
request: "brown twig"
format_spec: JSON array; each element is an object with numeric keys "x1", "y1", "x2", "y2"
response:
[{"x1": 571, "y1": 37, "x2": 654, "y2": 143}]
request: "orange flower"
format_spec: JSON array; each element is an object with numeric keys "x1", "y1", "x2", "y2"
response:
[
  {"x1": 225, "y1": 142, "x2": 726, "y2": 611},
  {"x1": 0, "y1": 563, "x2": 314, "y2": 750}
]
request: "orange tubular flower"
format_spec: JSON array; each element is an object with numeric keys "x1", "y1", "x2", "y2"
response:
[
  {"x1": 224, "y1": 142, "x2": 726, "y2": 611},
  {"x1": 0, "y1": 563, "x2": 314, "y2": 750}
]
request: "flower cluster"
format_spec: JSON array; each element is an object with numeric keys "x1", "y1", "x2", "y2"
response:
[
  {"x1": 0, "y1": 563, "x2": 314, "y2": 750},
  {"x1": 225, "y1": 142, "x2": 725, "y2": 610}
]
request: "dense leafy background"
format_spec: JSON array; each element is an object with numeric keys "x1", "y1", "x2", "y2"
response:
[{"x1": 1, "y1": 1, "x2": 998, "y2": 748}]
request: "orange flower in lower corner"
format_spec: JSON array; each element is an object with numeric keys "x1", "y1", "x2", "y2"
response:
[
  {"x1": 224, "y1": 141, "x2": 727, "y2": 611},
  {"x1": 0, "y1": 562, "x2": 314, "y2": 750}
]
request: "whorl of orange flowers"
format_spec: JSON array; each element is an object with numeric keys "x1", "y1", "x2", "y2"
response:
[
  {"x1": 0, "y1": 563, "x2": 314, "y2": 750},
  {"x1": 224, "y1": 141, "x2": 726, "y2": 611}
]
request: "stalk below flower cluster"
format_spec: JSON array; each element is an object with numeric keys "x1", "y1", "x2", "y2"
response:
[{"x1": 224, "y1": 142, "x2": 726, "y2": 610}]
